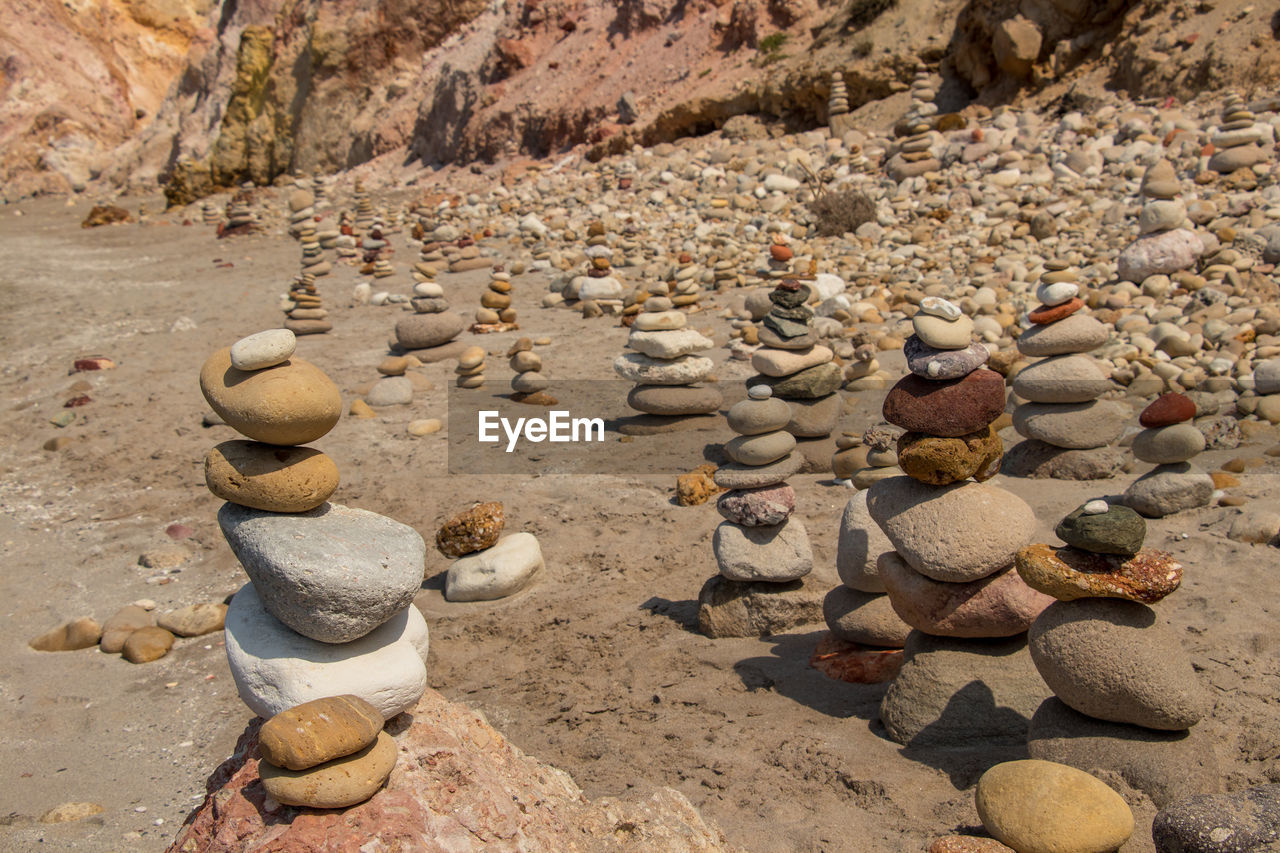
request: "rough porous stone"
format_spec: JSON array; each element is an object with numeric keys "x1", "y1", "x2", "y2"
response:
[
  {"x1": 1117, "y1": 228, "x2": 1205, "y2": 283},
  {"x1": 883, "y1": 369, "x2": 1007, "y2": 437},
  {"x1": 219, "y1": 502, "x2": 426, "y2": 644},
  {"x1": 1016, "y1": 544, "x2": 1182, "y2": 604},
  {"x1": 627, "y1": 328, "x2": 714, "y2": 358},
  {"x1": 1152, "y1": 785, "x2": 1280, "y2": 853},
  {"x1": 436, "y1": 502, "x2": 504, "y2": 558},
  {"x1": 904, "y1": 336, "x2": 990, "y2": 380},
  {"x1": 896, "y1": 427, "x2": 1003, "y2": 486},
  {"x1": 716, "y1": 484, "x2": 795, "y2": 527},
  {"x1": 224, "y1": 584, "x2": 428, "y2": 721},
  {"x1": 867, "y1": 477, "x2": 1036, "y2": 582},
  {"x1": 1028, "y1": 598, "x2": 1210, "y2": 730},
  {"x1": 697, "y1": 574, "x2": 825, "y2": 638},
  {"x1": 613, "y1": 353, "x2": 714, "y2": 386},
  {"x1": 1123, "y1": 463, "x2": 1215, "y2": 518}
]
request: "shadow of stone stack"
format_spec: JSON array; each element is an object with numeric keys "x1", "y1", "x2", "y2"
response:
[
  {"x1": 199, "y1": 332, "x2": 430, "y2": 739},
  {"x1": 1015, "y1": 498, "x2": 1218, "y2": 810},
  {"x1": 867, "y1": 296, "x2": 1056, "y2": 749},
  {"x1": 1006, "y1": 260, "x2": 1128, "y2": 480},
  {"x1": 747, "y1": 279, "x2": 842, "y2": 441},
  {"x1": 698, "y1": 383, "x2": 820, "y2": 639},
  {"x1": 614, "y1": 295, "x2": 719, "y2": 436}
]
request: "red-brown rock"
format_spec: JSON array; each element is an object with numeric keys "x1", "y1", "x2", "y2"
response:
[
  {"x1": 1139, "y1": 392, "x2": 1196, "y2": 428},
  {"x1": 882, "y1": 369, "x2": 1007, "y2": 437},
  {"x1": 167, "y1": 689, "x2": 732, "y2": 853},
  {"x1": 878, "y1": 552, "x2": 1053, "y2": 638},
  {"x1": 1028, "y1": 298, "x2": 1084, "y2": 325},
  {"x1": 928, "y1": 837, "x2": 1016, "y2": 853},
  {"x1": 809, "y1": 634, "x2": 903, "y2": 684},
  {"x1": 769, "y1": 244, "x2": 794, "y2": 262},
  {"x1": 1015, "y1": 544, "x2": 1183, "y2": 604}
]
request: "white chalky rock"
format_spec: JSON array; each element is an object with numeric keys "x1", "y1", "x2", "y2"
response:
[
  {"x1": 445, "y1": 532, "x2": 545, "y2": 602},
  {"x1": 919, "y1": 296, "x2": 962, "y2": 321},
  {"x1": 1035, "y1": 281, "x2": 1080, "y2": 306},
  {"x1": 230, "y1": 330, "x2": 297, "y2": 372},
  {"x1": 1082, "y1": 499, "x2": 1110, "y2": 515}
]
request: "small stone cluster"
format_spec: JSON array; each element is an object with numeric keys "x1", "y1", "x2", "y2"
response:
[
  {"x1": 393, "y1": 280, "x2": 466, "y2": 356},
  {"x1": 1117, "y1": 158, "x2": 1204, "y2": 283},
  {"x1": 475, "y1": 266, "x2": 518, "y2": 329},
  {"x1": 256, "y1": 694, "x2": 396, "y2": 809},
  {"x1": 29, "y1": 598, "x2": 226, "y2": 664},
  {"x1": 287, "y1": 187, "x2": 315, "y2": 239},
  {"x1": 508, "y1": 337, "x2": 552, "y2": 402},
  {"x1": 614, "y1": 295, "x2": 719, "y2": 434},
  {"x1": 437, "y1": 502, "x2": 544, "y2": 602},
  {"x1": 1122, "y1": 392, "x2": 1214, "y2": 517},
  {"x1": 886, "y1": 71, "x2": 940, "y2": 181},
  {"x1": 699, "y1": 383, "x2": 813, "y2": 637},
  {"x1": 199, "y1": 331, "x2": 430, "y2": 724},
  {"x1": 1010, "y1": 261, "x2": 1125, "y2": 476},
  {"x1": 283, "y1": 273, "x2": 331, "y2": 336},
  {"x1": 1209, "y1": 93, "x2": 1266, "y2": 174},
  {"x1": 748, "y1": 279, "x2": 841, "y2": 439}
]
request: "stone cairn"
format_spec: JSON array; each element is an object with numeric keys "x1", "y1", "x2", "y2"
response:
[
  {"x1": 1007, "y1": 261, "x2": 1127, "y2": 478},
  {"x1": 886, "y1": 71, "x2": 940, "y2": 182},
  {"x1": 475, "y1": 266, "x2": 518, "y2": 330},
  {"x1": 201, "y1": 201, "x2": 220, "y2": 226},
  {"x1": 762, "y1": 236, "x2": 795, "y2": 282},
  {"x1": 572, "y1": 221, "x2": 625, "y2": 311},
  {"x1": 393, "y1": 279, "x2": 466, "y2": 359},
  {"x1": 1015, "y1": 497, "x2": 1214, "y2": 808},
  {"x1": 199, "y1": 330, "x2": 430, "y2": 808},
  {"x1": 456, "y1": 345, "x2": 486, "y2": 390},
  {"x1": 287, "y1": 187, "x2": 314, "y2": 239},
  {"x1": 284, "y1": 273, "x2": 331, "y2": 336},
  {"x1": 1209, "y1": 93, "x2": 1266, "y2": 174},
  {"x1": 334, "y1": 212, "x2": 359, "y2": 261},
  {"x1": 698, "y1": 383, "x2": 814, "y2": 638},
  {"x1": 298, "y1": 219, "x2": 332, "y2": 281},
  {"x1": 437, "y1": 502, "x2": 544, "y2": 603},
  {"x1": 360, "y1": 352, "x2": 418, "y2": 410},
  {"x1": 1117, "y1": 159, "x2": 1204, "y2": 284},
  {"x1": 833, "y1": 423, "x2": 903, "y2": 489},
  {"x1": 509, "y1": 337, "x2": 552, "y2": 403},
  {"x1": 353, "y1": 181, "x2": 375, "y2": 233},
  {"x1": 613, "y1": 295, "x2": 719, "y2": 434},
  {"x1": 869, "y1": 295, "x2": 1054, "y2": 747},
  {"x1": 827, "y1": 71, "x2": 851, "y2": 136},
  {"x1": 749, "y1": 279, "x2": 842, "y2": 440},
  {"x1": 1122, "y1": 392, "x2": 1214, "y2": 517},
  {"x1": 222, "y1": 195, "x2": 255, "y2": 235}
]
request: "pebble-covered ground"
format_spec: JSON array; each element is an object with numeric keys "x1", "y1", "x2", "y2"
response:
[{"x1": 4, "y1": 89, "x2": 1280, "y2": 851}]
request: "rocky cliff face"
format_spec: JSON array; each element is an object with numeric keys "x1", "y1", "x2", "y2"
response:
[{"x1": 4, "y1": 0, "x2": 1279, "y2": 202}]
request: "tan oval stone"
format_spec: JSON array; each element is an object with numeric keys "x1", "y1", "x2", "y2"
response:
[
  {"x1": 122, "y1": 626, "x2": 174, "y2": 663},
  {"x1": 259, "y1": 730, "x2": 397, "y2": 809},
  {"x1": 976, "y1": 759, "x2": 1133, "y2": 853},
  {"x1": 205, "y1": 441, "x2": 339, "y2": 513},
  {"x1": 458, "y1": 346, "x2": 486, "y2": 370},
  {"x1": 259, "y1": 695, "x2": 385, "y2": 771},
  {"x1": 725, "y1": 430, "x2": 797, "y2": 466},
  {"x1": 199, "y1": 348, "x2": 341, "y2": 445}
]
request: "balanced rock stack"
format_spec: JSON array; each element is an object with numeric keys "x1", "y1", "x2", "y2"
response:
[
  {"x1": 438, "y1": 502, "x2": 544, "y2": 603},
  {"x1": 456, "y1": 345, "x2": 486, "y2": 390},
  {"x1": 1117, "y1": 158, "x2": 1204, "y2": 283},
  {"x1": 298, "y1": 222, "x2": 331, "y2": 279},
  {"x1": 834, "y1": 424, "x2": 904, "y2": 489},
  {"x1": 284, "y1": 274, "x2": 331, "y2": 336},
  {"x1": 1208, "y1": 93, "x2": 1266, "y2": 174},
  {"x1": 573, "y1": 221, "x2": 625, "y2": 307},
  {"x1": 393, "y1": 281, "x2": 465, "y2": 359},
  {"x1": 223, "y1": 197, "x2": 255, "y2": 234},
  {"x1": 698, "y1": 384, "x2": 815, "y2": 638},
  {"x1": 287, "y1": 188, "x2": 315, "y2": 239},
  {"x1": 886, "y1": 71, "x2": 940, "y2": 181},
  {"x1": 361, "y1": 353, "x2": 419, "y2": 409},
  {"x1": 255, "y1": 694, "x2": 397, "y2": 809},
  {"x1": 201, "y1": 202, "x2": 220, "y2": 226},
  {"x1": 614, "y1": 297, "x2": 719, "y2": 435},
  {"x1": 199, "y1": 331, "x2": 430, "y2": 736},
  {"x1": 1016, "y1": 499, "x2": 1217, "y2": 807},
  {"x1": 870, "y1": 297, "x2": 1054, "y2": 746},
  {"x1": 1122, "y1": 392, "x2": 1214, "y2": 517},
  {"x1": 509, "y1": 337, "x2": 552, "y2": 403},
  {"x1": 353, "y1": 182, "x2": 375, "y2": 233},
  {"x1": 475, "y1": 267, "x2": 518, "y2": 330},
  {"x1": 749, "y1": 280, "x2": 843, "y2": 440},
  {"x1": 1008, "y1": 262, "x2": 1127, "y2": 478},
  {"x1": 827, "y1": 71, "x2": 853, "y2": 136},
  {"x1": 334, "y1": 213, "x2": 359, "y2": 261},
  {"x1": 762, "y1": 237, "x2": 795, "y2": 282}
]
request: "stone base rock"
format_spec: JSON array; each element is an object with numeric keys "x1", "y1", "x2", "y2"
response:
[
  {"x1": 1001, "y1": 440, "x2": 1129, "y2": 480},
  {"x1": 697, "y1": 574, "x2": 825, "y2": 638},
  {"x1": 168, "y1": 689, "x2": 733, "y2": 852},
  {"x1": 1027, "y1": 698, "x2": 1221, "y2": 809},
  {"x1": 1123, "y1": 462, "x2": 1215, "y2": 518},
  {"x1": 879, "y1": 632, "x2": 1051, "y2": 748},
  {"x1": 809, "y1": 633, "x2": 903, "y2": 684},
  {"x1": 445, "y1": 532, "x2": 544, "y2": 602}
]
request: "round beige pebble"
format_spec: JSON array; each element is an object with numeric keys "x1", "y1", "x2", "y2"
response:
[
  {"x1": 200, "y1": 347, "x2": 341, "y2": 445},
  {"x1": 407, "y1": 419, "x2": 442, "y2": 436},
  {"x1": 205, "y1": 441, "x2": 339, "y2": 512}
]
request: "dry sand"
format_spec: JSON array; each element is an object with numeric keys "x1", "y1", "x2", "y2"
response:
[{"x1": 2, "y1": 195, "x2": 1280, "y2": 851}]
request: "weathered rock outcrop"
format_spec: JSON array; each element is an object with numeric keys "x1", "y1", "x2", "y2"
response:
[{"x1": 166, "y1": 688, "x2": 735, "y2": 852}]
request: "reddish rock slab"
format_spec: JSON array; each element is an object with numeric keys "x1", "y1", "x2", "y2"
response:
[
  {"x1": 716, "y1": 484, "x2": 795, "y2": 526},
  {"x1": 1139, "y1": 392, "x2": 1197, "y2": 428},
  {"x1": 167, "y1": 690, "x2": 734, "y2": 853},
  {"x1": 928, "y1": 837, "x2": 1016, "y2": 853},
  {"x1": 882, "y1": 369, "x2": 1007, "y2": 437},
  {"x1": 72, "y1": 356, "x2": 116, "y2": 372},
  {"x1": 809, "y1": 634, "x2": 903, "y2": 684},
  {"x1": 1015, "y1": 544, "x2": 1183, "y2": 604},
  {"x1": 1027, "y1": 298, "x2": 1084, "y2": 325}
]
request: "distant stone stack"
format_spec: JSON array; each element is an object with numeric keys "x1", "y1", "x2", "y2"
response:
[
  {"x1": 870, "y1": 296, "x2": 1053, "y2": 747},
  {"x1": 456, "y1": 345, "x2": 486, "y2": 389},
  {"x1": 1122, "y1": 392, "x2": 1214, "y2": 517},
  {"x1": 371, "y1": 256, "x2": 394, "y2": 279},
  {"x1": 353, "y1": 182, "x2": 375, "y2": 233},
  {"x1": 361, "y1": 353, "x2": 417, "y2": 409},
  {"x1": 886, "y1": 71, "x2": 940, "y2": 181},
  {"x1": 298, "y1": 222, "x2": 331, "y2": 279},
  {"x1": 317, "y1": 226, "x2": 340, "y2": 251},
  {"x1": 836, "y1": 424, "x2": 904, "y2": 489},
  {"x1": 763, "y1": 237, "x2": 794, "y2": 281},
  {"x1": 1016, "y1": 500, "x2": 1215, "y2": 807},
  {"x1": 201, "y1": 202, "x2": 220, "y2": 226},
  {"x1": 698, "y1": 383, "x2": 814, "y2": 638},
  {"x1": 393, "y1": 281, "x2": 465, "y2": 358},
  {"x1": 1117, "y1": 159, "x2": 1204, "y2": 283},
  {"x1": 475, "y1": 267, "x2": 518, "y2": 329},
  {"x1": 284, "y1": 273, "x2": 331, "y2": 336},
  {"x1": 572, "y1": 221, "x2": 625, "y2": 308},
  {"x1": 312, "y1": 180, "x2": 330, "y2": 212},
  {"x1": 222, "y1": 196, "x2": 255, "y2": 234},
  {"x1": 613, "y1": 296, "x2": 719, "y2": 435},
  {"x1": 437, "y1": 502, "x2": 544, "y2": 603},
  {"x1": 335, "y1": 212, "x2": 359, "y2": 260},
  {"x1": 417, "y1": 236, "x2": 446, "y2": 277},
  {"x1": 199, "y1": 332, "x2": 429, "y2": 763},
  {"x1": 827, "y1": 71, "x2": 855, "y2": 137},
  {"x1": 749, "y1": 280, "x2": 842, "y2": 439},
  {"x1": 287, "y1": 188, "x2": 315, "y2": 238},
  {"x1": 1208, "y1": 93, "x2": 1265, "y2": 174},
  {"x1": 1008, "y1": 263, "x2": 1127, "y2": 478},
  {"x1": 509, "y1": 337, "x2": 552, "y2": 403}
]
